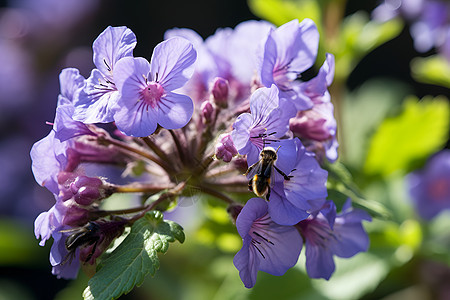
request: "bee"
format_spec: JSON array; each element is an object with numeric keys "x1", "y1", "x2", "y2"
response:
[
  {"x1": 245, "y1": 146, "x2": 290, "y2": 200},
  {"x1": 60, "y1": 222, "x2": 100, "y2": 265}
]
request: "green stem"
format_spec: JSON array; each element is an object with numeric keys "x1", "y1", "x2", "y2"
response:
[
  {"x1": 141, "y1": 136, "x2": 172, "y2": 163},
  {"x1": 113, "y1": 183, "x2": 175, "y2": 193},
  {"x1": 100, "y1": 136, "x2": 174, "y2": 175},
  {"x1": 169, "y1": 129, "x2": 186, "y2": 164}
]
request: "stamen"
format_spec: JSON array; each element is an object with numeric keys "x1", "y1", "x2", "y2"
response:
[
  {"x1": 253, "y1": 231, "x2": 274, "y2": 245},
  {"x1": 104, "y1": 59, "x2": 112, "y2": 72},
  {"x1": 251, "y1": 240, "x2": 266, "y2": 259}
]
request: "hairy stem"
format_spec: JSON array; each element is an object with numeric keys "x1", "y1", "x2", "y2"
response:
[{"x1": 100, "y1": 136, "x2": 175, "y2": 175}]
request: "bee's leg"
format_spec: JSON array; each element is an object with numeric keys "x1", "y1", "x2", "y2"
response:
[
  {"x1": 266, "y1": 186, "x2": 271, "y2": 201},
  {"x1": 274, "y1": 165, "x2": 291, "y2": 181}
]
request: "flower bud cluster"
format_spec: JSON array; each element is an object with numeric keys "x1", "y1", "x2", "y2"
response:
[{"x1": 31, "y1": 19, "x2": 370, "y2": 285}]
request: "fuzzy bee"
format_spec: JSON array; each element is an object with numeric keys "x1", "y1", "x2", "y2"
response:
[
  {"x1": 245, "y1": 146, "x2": 290, "y2": 200},
  {"x1": 60, "y1": 222, "x2": 101, "y2": 265}
]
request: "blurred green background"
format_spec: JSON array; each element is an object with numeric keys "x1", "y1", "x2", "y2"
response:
[{"x1": 0, "y1": 0, "x2": 449, "y2": 299}]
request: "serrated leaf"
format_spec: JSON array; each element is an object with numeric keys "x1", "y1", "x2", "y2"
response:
[
  {"x1": 364, "y1": 96, "x2": 450, "y2": 176},
  {"x1": 411, "y1": 55, "x2": 450, "y2": 88},
  {"x1": 83, "y1": 211, "x2": 185, "y2": 300}
]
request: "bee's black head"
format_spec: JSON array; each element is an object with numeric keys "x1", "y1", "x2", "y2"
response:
[{"x1": 260, "y1": 147, "x2": 278, "y2": 160}]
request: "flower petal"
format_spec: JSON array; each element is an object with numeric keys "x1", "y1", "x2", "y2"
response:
[
  {"x1": 276, "y1": 19, "x2": 319, "y2": 74},
  {"x1": 231, "y1": 113, "x2": 253, "y2": 151},
  {"x1": 114, "y1": 100, "x2": 157, "y2": 137},
  {"x1": 54, "y1": 104, "x2": 94, "y2": 142},
  {"x1": 305, "y1": 240, "x2": 335, "y2": 280},
  {"x1": 156, "y1": 92, "x2": 193, "y2": 130},
  {"x1": 257, "y1": 224, "x2": 302, "y2": 276},
  {"x1": 30, "y1": 130, "x2": 68, "y2": 195},
  {"x1": 93, "y1": 26, "x2": 137, "y2": 82},
  {"x1": 233, "y1": 238, "x2": 257, "y2": 288},
  {"x1": 73, "y1": 69, "x2": 119, "y2": 123},
  {"x1": 235, "y1": 197, "x2": 268, "y2": 237},
  {"x1": 268, "y1": 185, "x2": 310, "y2": 225},
  {"x1": 58, "y1": 68, "x2": 85, "y2": 106},
  {"x1": 150, "y1": 37, "x2": 197, "y2": 91},
  {"x1": 114, "y1": 56, "x2": 150, "y2": 94}
]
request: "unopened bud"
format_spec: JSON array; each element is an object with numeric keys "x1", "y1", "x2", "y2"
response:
[
  {"x1": 289, "y1": 109, "x2": 332, "y2": 142},
  {"x1": 211, "y1": 77, "x2": 229, "y2": 108},
  {"x1": 215, "y1": 133, "x2": 238, "y2": 163},
  {"x1": 62, "y1": 205, "x2": 90, "y2": 227},
  {"x1": 58, "y1": 172, "x2": 108, "y2": 205},
  {"x1": 227, "y1": 203, "x2": 243, "y2": 223},
  {"x1": 200, "y1": 100, "x2": 214, "y2": 125}
]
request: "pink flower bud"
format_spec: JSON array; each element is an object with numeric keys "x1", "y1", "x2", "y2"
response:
[
  {"x1": 215, "y1": 133, "x2": 238, "y2": 163},
  {"x1": 62, "y1": 204, "x2": 90, "y2": 227},
  {"x1": 211, "y1": 77, "x2": 229, "y2": 108},
  {"x1": 289, "y1": 108, "x2": 332, "y2": 142},
  {"x1": 57, "y1": 172, "x2": 107, "y2": 205},
  {"x1": 200, "y1": 100, "x2": 214, "y2": 124}
]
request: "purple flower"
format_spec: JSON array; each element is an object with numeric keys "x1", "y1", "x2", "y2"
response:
[
  {"x1": 231, "y1": 85, "x2": 296, "y2": 164},
  {"x1": 30, "y1": 130, "x2": 70, "y2": 195},
  {"x1": 112, "y1": 37, "x2": 196, "y2": 137},
  {"x1": 268, "y1": 138, "x2": 328, "y2": 225},
  {"x1": 297, "y1": 200, "x2": 371, "y2": 279},
  {"x1": 164, "y1": 28, "x2": 219, "y2": 103},
  {"x1": 34, "y1": 200, "x2": 67, "y2": 246},
  {"x1": 31, "y1": 68, "x2": 97, "y2": 194},
  {"x1": 73, "y1": 26, "x2": 137, "y2": 123},
  {"x1": 410, "y1": 1, "x2": 450, "y2": 53},
  {"x1": 407, "y1": 150, "x2": 450, "y2": 220},
  {"x1": 373, "y1": 0, "x2": 450, "y2": 58},
  {"x1": 206, "y1": 20, "x2": 274, "y2": 89},
  {"x1": 166, "y1": 21, "x2": 273, "y2": 104},
  {"x1": 54, "y1": 68, "x2": 95, "y2": 142},
  {"x1": 289, "y1": 54, "x2": 338, "y2": 162},
  {"x1": 49, "y1": 227, "x2": 81, "y2": 279},
  {"x1": 258, "y1": 19, "x2": 319, "y2": 110},
  {"x1": 233, "y1": 198, "x2": 302, "y2": 288}
]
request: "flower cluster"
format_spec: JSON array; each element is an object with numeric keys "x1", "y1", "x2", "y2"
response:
[
  {"x1": 31, "y1": 20, "x2": 370, "y2": 286},
  {"x1": 373, "y1": 0, "x2": 450, "y2": 61}
]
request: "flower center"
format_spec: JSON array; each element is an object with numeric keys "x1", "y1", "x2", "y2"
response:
[
  {"x1": 142, "y1": 82, "x2": 165, "y2": 108},
  {"x1": 273, "y1": 63, "x2": 295, "y2": 91}
]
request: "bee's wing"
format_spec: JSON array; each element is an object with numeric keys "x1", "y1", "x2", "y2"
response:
[{"x1": 245, "y1": 159, "x2": 263, "y2": 179}]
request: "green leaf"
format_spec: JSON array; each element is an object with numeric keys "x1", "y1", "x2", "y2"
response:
[
  {"x1": 341, "y1": 79, "x2": 409, "y2": 169},
  {"x1": 247, "y1": 0, "x2": 322, "y2": 29},
  {"x1": 411, "y1": 55, "x2": 450, "y2": 88},
  {"x1": 325, "y1": 161, "x2": 392, "y2": 219},
  {"x1": 83, "y1": 211, "x2": 185, "y2": 300},
  {"x1": 311, "y1": 252, "x2": 391, "y2": 300},
  {"x1": 364, "y1": 96, "x2": 450, "y2": 176}
]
